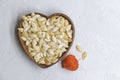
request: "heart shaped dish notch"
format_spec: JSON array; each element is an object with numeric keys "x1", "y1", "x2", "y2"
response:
[{"x1": 18, "y1": 12, "x2": 75, "y2": 68}]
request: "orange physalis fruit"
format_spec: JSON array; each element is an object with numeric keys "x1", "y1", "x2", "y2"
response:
[{"x1": 62, "y1": 55, "x2": 79, "y2": 71}]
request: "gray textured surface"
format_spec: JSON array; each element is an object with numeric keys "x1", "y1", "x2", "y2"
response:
[{"x1": 0, "y1": 0, "x2": 120, "y2": 80}]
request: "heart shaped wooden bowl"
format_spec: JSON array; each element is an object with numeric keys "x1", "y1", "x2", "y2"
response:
[{"x1": 18, "y1": 12, "x2": 75, "y2": 68}]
